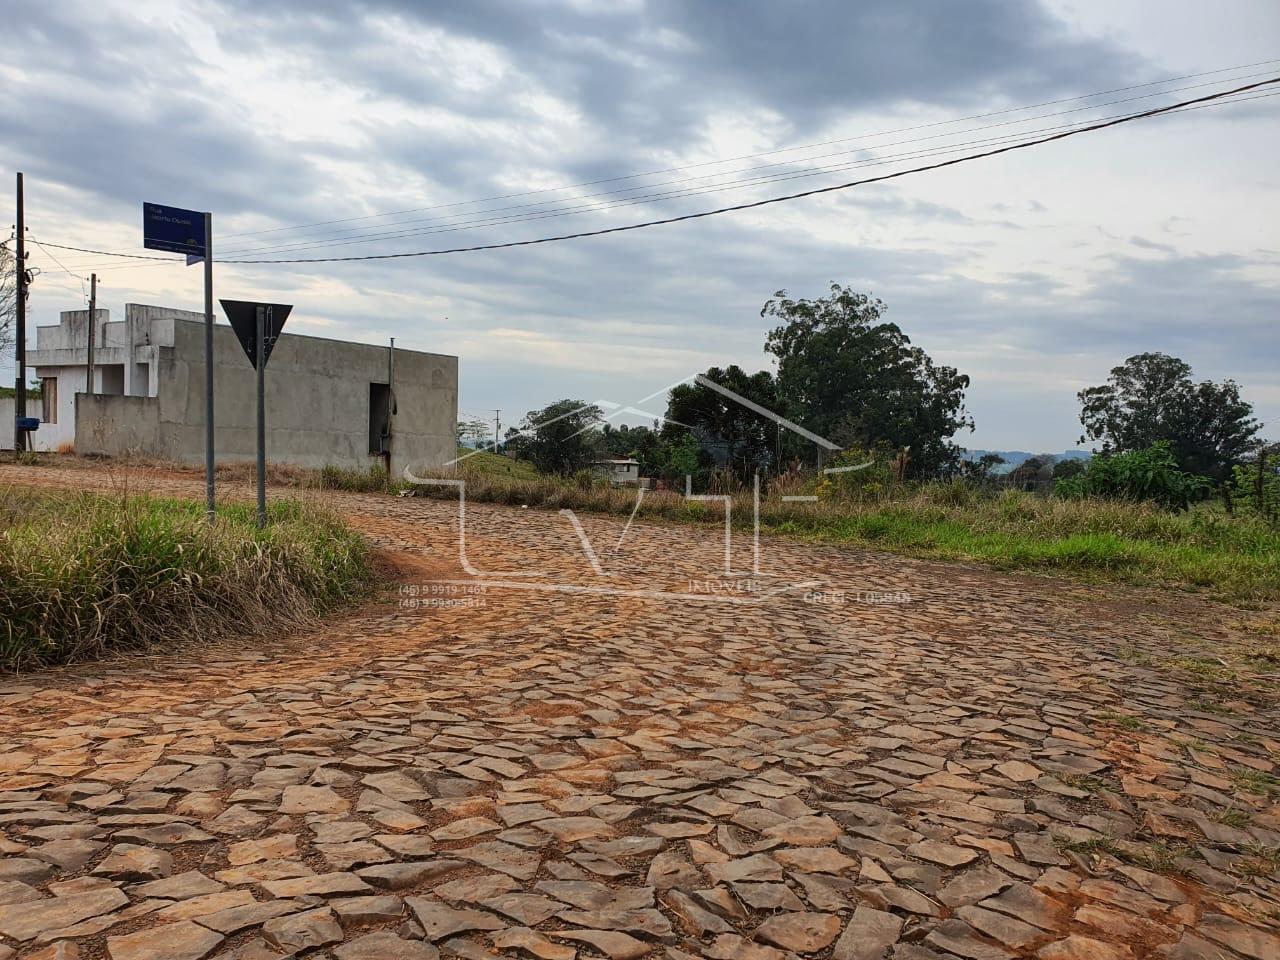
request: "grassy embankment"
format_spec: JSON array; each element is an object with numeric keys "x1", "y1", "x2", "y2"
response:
[
  {"x1": 0, "y1": 487, "x2": 371, "y2": 670},
  {"x1": 314, "y1": 446, "x2": 541, "y2": 491},
  {"x1": 399, "y1": 467, "x2": 1280, "y2": 606},
  {"x1": 66, "y1": 447, "x2": 1277, "y2": 605}
]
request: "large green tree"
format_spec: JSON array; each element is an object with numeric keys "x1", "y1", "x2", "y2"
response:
[
  {"x1": 599, "y1": 422, "x2": 655, "y2": 459},
  {"x1": 664, "y1": 365, "x2": 780, "y2": 479},
  {"x1": 599, "y1": 422, "x2": 667, "y2": 477},
  {"x1": 456, "y1": 417, "x2": 492, "y2": 448},
  {"x1": 1077, "y1": 352, "x2": 1259, "y2": 481},
  {"x1": 762, "y1": 284, "x2": 972, "y2": 477},
  {"x1": 503, "y1": 399, "x2": 604, "y2": 475}
]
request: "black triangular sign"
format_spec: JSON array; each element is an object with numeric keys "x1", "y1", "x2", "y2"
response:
[{"x1": 219, "y1": 300, "x2": 294, "y2": 369}]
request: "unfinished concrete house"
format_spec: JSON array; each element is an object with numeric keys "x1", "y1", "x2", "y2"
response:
[{"x1": 28, "y1": 303, "x2": 458, "y2": 477}]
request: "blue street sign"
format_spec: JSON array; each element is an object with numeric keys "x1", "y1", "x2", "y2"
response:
[{"x1": 143, "y1": 203, "x2": 206, "y2": 257}]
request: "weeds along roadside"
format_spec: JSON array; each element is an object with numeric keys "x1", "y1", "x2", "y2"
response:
[
  {"x1": 394, "y1": 469, "x2": 1280, "y2": 606},
  {"x1": 0, "y1": 486, "x2": 372, "y2": 671}
]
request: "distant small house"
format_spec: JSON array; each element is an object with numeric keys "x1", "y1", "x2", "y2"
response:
[{"x1": 592, "y1": 457, "x2": 642, "y2": 486}]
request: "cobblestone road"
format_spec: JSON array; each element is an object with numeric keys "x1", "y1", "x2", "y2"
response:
[{"x1": 0, "y1": 465, "x2": 1277, "y2": 960}]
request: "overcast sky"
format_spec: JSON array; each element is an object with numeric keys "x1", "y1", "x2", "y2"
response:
[{"x1": 4, "y1": 0, "x2": 1277, "y2": 451}]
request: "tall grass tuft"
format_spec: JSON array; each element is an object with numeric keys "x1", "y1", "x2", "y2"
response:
[
  {"x1": 0, "y1": 488, "x2": 371, "y2": 670},
  {"x1": 318, "y1": 463, "x2": 398, "y2": 493}
]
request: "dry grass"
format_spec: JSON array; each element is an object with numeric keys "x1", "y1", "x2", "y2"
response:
[
  {"x1": 0, "y1": 486, "x2": 371, "y2": 670},
  {"x1": 403, "y1": 471, "x2": 1280, "y2": 604}
]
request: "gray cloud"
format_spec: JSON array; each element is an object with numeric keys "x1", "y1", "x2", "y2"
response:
[{"x1": 3, "y1": 0, "x2": 1275, "y2": 451}]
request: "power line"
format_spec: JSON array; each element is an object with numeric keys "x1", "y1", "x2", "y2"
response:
[
  {"x1": 37, "y1": 68, "x2": 1280, "y2": 269},
  {"x1": 40, "y1": 87, "x2": 1280, "y2": 274},
  {"x1": 28, "y1": 236, "x2": 88, "y2": 298},
  {"x1": 49, "y1": 81, "x2": 1280, "y2": 273},
  {"x1": 209, "y1": 67, "x2": 1280, "y2": 257},
  {"x1": 218, "y1": 57, "x2": 1280, "y2": 242},
  {"x1": 210, "y1": 86, "x2": 1279, "y2": 260},
  {"x1": 33, "y1": 78, "x2": 1280, "y2": 269},
  {"x1": 220, "y1": 78, "x2": 1280, "y2": 264},
  {"x1": 36, "y1": 108, "x2": 1115, "y2": 268}
]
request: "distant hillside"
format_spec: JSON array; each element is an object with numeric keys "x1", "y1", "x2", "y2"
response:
[
  {"x1": 454, "y1": 446, "x2": 542, "y2": 480},
  {"x1": 962, "y1": 449, "x2": 1091, "y2": 474}
]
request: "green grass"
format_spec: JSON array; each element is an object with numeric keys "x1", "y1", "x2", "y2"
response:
[
  {"x1": 1058, "y1": 774, "x2": 1109, "y2": 794},
  {"x1": 310, "y1": 450, "x2": 540, "y2": 493},
  {"x1": 1095, "y1": 710, "x2": 1149, "y2": 731},
  {"x1": 402, "y1": 471, "x2": 1280, "y2": 604},
  {"x1": 1213, "y1": 807, "x2": 1252, "y2": 828},
  {"x1": 770, "y1": 503, "x2": 1279, "y2": 603},
  {"x1": 1056, "y1": 835, "x2": 1194, "y2": 876},
  {"x1": 0, "y1": 487, "x2": 372, "y2": 670},
  {"x1": 452, "y1": 446, "x2": 542, "y2": 481},
  {"x1": 317, "y1": 463, "x2": 401, "y2": 493},
  {"x1": 1232, "y1": 767, "x2": 1280, "y2": 797}
]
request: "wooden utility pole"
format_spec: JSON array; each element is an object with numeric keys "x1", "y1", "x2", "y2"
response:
[
  {"x1": 13, "y1": 173, "x2": 27, "y2": 452},
  {"x1": 493, "y1": 409, "x2": 501, "y2": 453},
  {"x1": 86, "y1": 273, "x2": 96, "y2": 395}
]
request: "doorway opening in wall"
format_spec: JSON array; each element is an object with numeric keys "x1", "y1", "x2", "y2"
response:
[
  {"x1": 99, "y1": 365, "x2": 124, "y2": 395},
  {"x1": 369, "y1": 382, "x2": 391, "y2": 457},
  {"x1": 41, "y1": 377, "x2": 57, "y2": 424}
]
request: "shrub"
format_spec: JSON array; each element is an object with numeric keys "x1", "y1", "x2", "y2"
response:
[
  {"x1": 819, "y1": 444, "x2": 896, "y2": 502},
  {"x1": 1053, "y1": 457, "x2": 1087, "y2": 480},
  {"x1": 707, "y1": 468, "x2": 744, "y2": 496},
  {"x1": 1055, "y1": 442, "x2": 1209, "y2": 511},
  {"x1": 0, "y1": 490, "x2": 371, "y2": 669},
  {"x1": 403, "y1": 457, "x2": 1279, "y2": 602},
  {"x1": 319, "y1": 463, "x2": 396, "y2": 493},
  {"x1": 1229, "y1": 446, "x2": 1280, "y2": 522},
  {"x1": 923, "y1": 478, "x2": 976, "y2": 509}
]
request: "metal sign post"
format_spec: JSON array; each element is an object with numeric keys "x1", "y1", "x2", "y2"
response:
[
  {"x1": 219, "y1": 299, "x2": 293, "y2": 529},
  {"x1": 255, "y1": 305, "x2": 267, "y2": 526},
  {"x1": 203, "y1": 214, "x2": 214, "y2": 520},
  {"x1": 143, "y1": 202, "x2": 214, "y2": 518}
]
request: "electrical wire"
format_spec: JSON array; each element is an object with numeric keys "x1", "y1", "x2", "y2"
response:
[
  {"x1": 211, "y1": 85, "x2": 1279, "y2": 260},
  {"x1": 28, "y1": 237, "x2": 88, "y2": 298},
  {"x1": 48, "y1": 79, "x2": 1280, "y2": 273},
  {"x1": 35, "y1": 77, "x2": 1279, "y2": 269},
  {"x1": 40, "y1": 84, "x2": 1280, "y2": 274},
  {"x1": 220, "y1": 78, "x2": 1280, "y2": 264},
  {"x1": 38, "y1": 64, "x2": 1280, "y2": 266},
  {"x1": 209, "y1": 66, "x2": 1280, "y2": 259},
  {"x1": 217, "y1": 57, "x2": 1280, "y2": 242}
]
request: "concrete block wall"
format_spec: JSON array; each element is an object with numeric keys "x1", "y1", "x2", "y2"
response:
[
  {"x1": 33, "y1": 304, "x2": 457, "y2": 473},
  {"x1": 75, "y1": 395, "x2": 164, "y2": 458},
  {"x1": 158, "y1": 320, "x2": 456, "y2": 474}
]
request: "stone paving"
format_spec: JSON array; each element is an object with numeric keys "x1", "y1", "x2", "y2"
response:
[{"x1": 0, "y1": 463, "x2": 1277, "y2": 960}]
